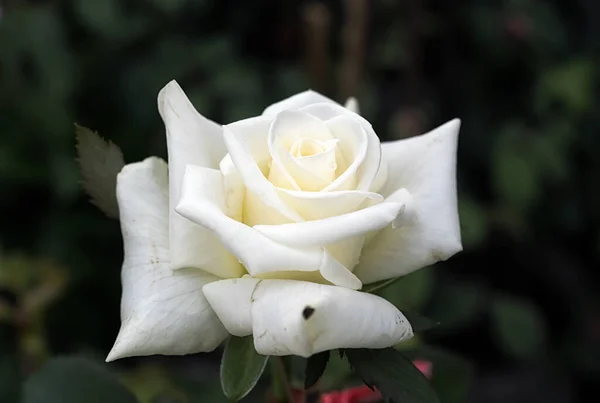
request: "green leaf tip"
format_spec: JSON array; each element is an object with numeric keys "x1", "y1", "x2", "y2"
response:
[
  {"x1": 220, "y1": 335, "x2": 269, "y2": 401},
  {"x1": 346, "y1": 347, "x2": 440, "y2": 403},
  {"x1": 304, "y1": 350, "x2": 330, "y2": 389}
]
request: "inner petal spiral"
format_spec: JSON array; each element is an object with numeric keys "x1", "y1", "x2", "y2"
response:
[
  {"x1": 290, "y1": 138, "x2": 328, "y2": 157},
  {"x1": 269, "y1": 137, "x2": 339, "y2": 191}
]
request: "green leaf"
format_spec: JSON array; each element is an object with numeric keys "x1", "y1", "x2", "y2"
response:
[
  {"x1": 75, "y1": 124, "x2": 125, "y2": 219},
  {"x1": 23, "y1": 357, "x2": 138, "y2": 403},
  {"x1": 346, "y1": 348, "x2": 440, "y2": 403},
  {"x1": 304, "y1": 350, "x2": 330, "y2": 389},
  {"x1": 491, "y1": 294, "x2": 547, "y2": 360},
  {"x1": 403, "y1": 346, "x2": 473, "y2": 403},
  {"x1": 318, "y1": 351, "x2": 352, "y2": 391},
  {"x1": 220, "y1": 335, "x2": 269, "y2": 401}
]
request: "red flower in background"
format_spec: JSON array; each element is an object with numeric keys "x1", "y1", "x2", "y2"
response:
[
  {"x1": 320, "y1": 385, "x2": 380, "y2": 403},
  {"x1": 412, "y1": 359, "x2": 433, "y2": 379},
  {"x1": 319, "y1": 359, "x2": 433, "y2": 403}
]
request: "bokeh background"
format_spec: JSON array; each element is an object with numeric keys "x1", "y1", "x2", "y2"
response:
[{"x1": 1, "y1": 0, "x2": 599, "y2": 402}]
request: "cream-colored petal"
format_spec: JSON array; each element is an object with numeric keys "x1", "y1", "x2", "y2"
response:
[
  {"x1": 294, "y1": 141, "x2": 338, "y2": 183},
  {"x1": 268, "y1": 110, "x2": 336, "y2": 191},
  {"x1": 219, "y1": 154, "x2": 245, "y2": 221},
  {"x1": 355, "y1": 119, "x2": 462, "y2": 283},
  {"x1": 224, "y1": 118, "x2": 303, "y2": 222},
  {"x1": 276, "y1": 188, "x2": 382, "y2": 221},
  {"x1": 321, "y1": 114, "x2": 369, "y2": 191},
  {"x1": 300, "y1": 103, "x2": 382, "y2": 191},
  {"x1": 253, "y1": 200, "x2": 403, "y2": 247},
  {"x1": 176, "y1": 165, "x2": 359, "y2": 289},
  {"x1": 253, "y1": 199, "x2": 403, "y2": 273},
  {"x1": 106, "y1": 157, "x2": 227, "y2": 361}
]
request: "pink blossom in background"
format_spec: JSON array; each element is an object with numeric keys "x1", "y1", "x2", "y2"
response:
[
  {"x1": 413, "y1": 358, "x2": 433, "y2": 379},
  {"x1": 319, "y1": 359, "x2": 433, "y2": 403},
  {"x1": 320, "y1": 385, "x2": 380, "y2": 403}
]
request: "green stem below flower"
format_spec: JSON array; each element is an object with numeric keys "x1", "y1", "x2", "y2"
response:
[{"x1": 270, "y1": 356, "x2": 296, "y2": 403}]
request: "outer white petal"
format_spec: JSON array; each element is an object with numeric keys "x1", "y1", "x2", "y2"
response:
[
  {"x1": 224, "y1": 117, "x2": 303, "y2": 222},
  {"x1": 106, "y1": 157, "x2": 227, "y2": 361},
  {"x1": 158, "y1": 80, "x2": 239, "y2": 277},
  {"x1": 202, "y1": 277, "x2": 260, "y2": 337},
  {"x1": 176, "y1": 166, "x2": 361, "y2": 289},
  {"x1": 355, "y1": 119, "x2": 462, "y2": 283},
  {"x1": 263, "y1": 90, "x2": 338, "y2": 116},
  {"x1": 204, "y1": 279, "x2": 413, "y2": 357},
  {"x1": 300, "y1": 103, "x2": 382, "y2": 191}
]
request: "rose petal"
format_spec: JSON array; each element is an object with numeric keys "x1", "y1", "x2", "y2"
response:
[
  {"x1": 224, "y1": 117, "x2": 303, "y2": 222},
  {"x1": 106, "y1": 157, "x2": 227, "y2": 361},
  {"x1": 158, "y1": 81, "x2": 239, "y2": 276},
  {"x1": 263, "y1": 90, "x2": 338, "y2": 116},
  {"x1": 276, "y1": 188, "x2": 383, "y2": 221},
  {"x1": 321, "y1": 114, "x2": 369, "y2": 191},
  {"x1": 203, "y1": 279, "x2": 413, "y2": 357},
  {"x1": 176, "y1": 165, "x2": 360, "y2": 289},
  {"x1": 300, "y1": 103, "x2": 382, "y2": 192},
  {"x1": 255, "y1": 192, "x2": 404, "y2": 271},
  {"x1": 294, "y1": 141, "x2": 338, "y2": 183},
  {"x1": 344, "y1": 97, "x2": 360, "y2": 114},
  {"x1": 355, "y1": 119, "x2": 462, "y2": 283},
  {"x1": 219, "y1": 154, "x2": 244, "y2": 221},
  {"x1": 201, "y1": 277, "x2": 258, "y2": 337},
  {"x1": 268, "y1": 110, "x2": 337, "y2": 191},
  {"x1": 253, "y1": 200, "x2": 403, "y2": 247}
]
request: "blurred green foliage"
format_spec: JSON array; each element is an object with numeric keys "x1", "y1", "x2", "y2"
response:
[{"x1": 1, "y1": 0, "x2": 599, "y2": 402}]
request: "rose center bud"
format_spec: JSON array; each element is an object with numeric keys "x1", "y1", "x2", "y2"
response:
[
  {"x1": 290, "y1": 138, "x2": 327, "y2": 157},
  {"x1": 268, "y1": 136, "x2": 340, "y2": 191}
]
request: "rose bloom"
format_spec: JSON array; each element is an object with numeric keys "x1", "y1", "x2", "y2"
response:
[{"x1": 106, "y1": 81, "x2": 461, "y2": 360}]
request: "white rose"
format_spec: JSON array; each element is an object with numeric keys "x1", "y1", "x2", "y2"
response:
[{"x1": 106, "y1": 81, "x2": 461, "y2": 360}]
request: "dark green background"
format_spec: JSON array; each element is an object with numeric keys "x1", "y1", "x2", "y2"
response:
[{"x1": 1, "y1": 0, "x2": 598, "y2": 402}]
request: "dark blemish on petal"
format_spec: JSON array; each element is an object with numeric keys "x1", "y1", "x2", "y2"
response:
[{"x1": 302, "y1": 306, "x2": 315, "y2": 320}]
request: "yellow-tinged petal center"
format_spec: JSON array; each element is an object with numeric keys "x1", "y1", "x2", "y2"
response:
[{"x1": 268, "y1": 137, "x2": 341, "y2": 191}]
